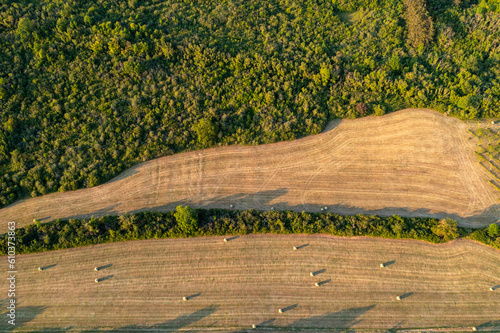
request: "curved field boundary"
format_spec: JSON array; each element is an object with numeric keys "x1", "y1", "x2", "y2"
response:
[
  {"x1": 1, "y1": 108, "x2": 498, "y2": 231},
  {"x1": 4, "y1": 235, "x2": 499, "y2": 331}
]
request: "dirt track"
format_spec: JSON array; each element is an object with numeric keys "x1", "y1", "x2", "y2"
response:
[
  {"x1": 1, "y1": 108, "x2": 498, "y2": 231},
  {"x1": 4, "y1": 235, "x2": 499, "y2": 332}
]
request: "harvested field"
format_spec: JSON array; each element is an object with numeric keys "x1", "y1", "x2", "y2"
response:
[
  {"x1": 4, "y1": 235, "x2": 499, "y2": 332},
  {"x1": 1, "y1": 108, "x2": 498, "y2": 231}
]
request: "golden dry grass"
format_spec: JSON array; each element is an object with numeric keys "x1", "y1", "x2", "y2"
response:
[
  {"x1": 4, "y1": 235, "x2": 499, "y2": 332},
  {"x1": 1, "y1": 108, "x2": 498, "y2": 232}
]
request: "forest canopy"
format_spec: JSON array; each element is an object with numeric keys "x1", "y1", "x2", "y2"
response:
[{"x1": 1, "y1": 0, "x2": 500, "y2": 207}]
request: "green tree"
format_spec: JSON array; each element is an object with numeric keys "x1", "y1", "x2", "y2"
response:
[
  {"x1": 388, "y1": 55, "x2": 401, "y2": 73},
  {"x1": 174, "y1": 205, "x2": 198, "y2": 235},
  {"x1": 432, "y1": 218, "x2": 459, "y2": 241},
  {"x1": 488, "y1": 223, "x2": 499, "y2": 237},
  {"x1": 16, "y1": 17, "x2": 34, "y2": 41},
  {"x1": 193, "y1": 119, "x2": 217, "y2": 149}
]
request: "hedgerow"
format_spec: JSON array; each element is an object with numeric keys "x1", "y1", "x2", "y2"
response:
[{"x1": 2, "y1": 207, "x2": 498, "y2": 255}]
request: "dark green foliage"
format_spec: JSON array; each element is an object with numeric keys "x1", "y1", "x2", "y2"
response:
[
  {"x1": 1, "y1": 0, "x2": 500, "y2": 208},
  {"x1": 470, "y1": 227, "x2": 500, "y2": 249},
  {"x1": 1, "y1": 208, "x2": 484, "y2": 255}
]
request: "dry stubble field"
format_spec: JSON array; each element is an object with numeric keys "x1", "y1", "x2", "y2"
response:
[
  {"x1": 3, "y1": 234, "x2": 499, "y2": 332},
  {"x1": 1, "y1": 108, "x2": 499, "y2": 232}
]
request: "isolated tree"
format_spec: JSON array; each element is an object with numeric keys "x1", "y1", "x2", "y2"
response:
[
  {"x1": 403, "y1": 0, "x2": 434, "y2": 48},
  {"x1": 432, "y1": 218, "x2": 459, "y2": 241},
  {"x1": 174, "y1": 205, "x2": 199, "y2": 235},
  {"x1": 488, "y1": 223, "x2": 499, "y2": 237}
]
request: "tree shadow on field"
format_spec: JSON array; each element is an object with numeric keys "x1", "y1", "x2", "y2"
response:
[
  {"x1": 386, "y1": 321, "x2": 404, "y2": 332},
  {"x1": 128, "y1": 188, "x2": 290, "y2": 215},
  {"x1": 112, "y1": 189, "x2": 500, "y2": 228},
  {"x1": 0, "y1": 299, "x2": 47, "y2": 332},
  {"x1": 322, "y1": 119, "x2": 343, "y2": 133},
  {"x1": 23, "y1": 175, "x2": 500, "y2": 228},
  {"x1": 476, "y1": 320, "x2": 500, "y2": 331},
  {"x1": 60, "y1": 203, "x2": 122, "y2": 222},
  {"x1": 105, "y1": 165, "x2": 141, "y2": 184},
  {"x1": 234, "y1": 304, "x2": 375, "y2": 332},
  {"x1": 79, "y1": 305, "x2": 217, "y2": 332},
  {"x1": 14, "y1": 188, "x2": 290, "y2": 230},
  {"x1": 276, "y1": 202, "x2": 500, "y2": 229}
]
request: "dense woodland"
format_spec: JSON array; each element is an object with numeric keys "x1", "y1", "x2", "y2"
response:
[
  {"x1": 2, "y1": 207, "x2": 499, "y2": 255},
  {"x1": 1, "y1": 0, "x2": 500, "y2": 206}
]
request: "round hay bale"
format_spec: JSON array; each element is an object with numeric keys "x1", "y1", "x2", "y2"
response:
[
  {"x1": 472, "y1": 327, "x2": 478, "y2": 331},
  {"x1": 223, "y1": 238, "x2": 228, "y2": 242},
  {"x1": 230, "y1": 204, "x2": 234, "y2": 208},
  {"x1": 492, "y1": 121, "x2": 495, "y2": 125},
  {"x1": 324, "y1": 207, "x2": 327, "y2": 210},
  {"x1": 94, "y1": 267, "x2": 99, "y2": 271},
  {"x1": 252, "y1": 324, "x2": 257, "y2": 329},
  {"x1": 183, "y1": 297, "x2": 188, "y2": 301},
  {"x1": 271, "y1": 207, "x2": 274, "y2": 211},
  {"x1": 95, "y1": 278, "x2": 100, "y2": 283},
  {"x1": 380, "y1": 263, "x2": 385, "y2": 268},
  {"x1": 38, "y1": 267, "x2": 43, "y2": 271},
  {"x1": 490, "y1": 287, "x2": 494, "y2": 291},
  {"x1": 293, "y1": 246, "x2": 298, "y2": 250},
  {"x1": 315, "y1": 282, "x2": 319, "y2": 287},
  {"x1": 278, "y1": 308, "x2": 283, "y2": 313},
  {"x1": 396, "y1": 296, "x2": 401, "y2": 300},
  {"x1": 310, "y1": 272, "x2": 314, "y2": 277}
]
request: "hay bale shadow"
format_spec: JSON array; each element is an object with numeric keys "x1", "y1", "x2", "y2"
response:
[
  {"x1": 95, "y1": 264, "x2": 113, "y2": 271},
  {"x1": 397, "y1": 292, "x2": 413, "y2": 300},
  {"x1": 39, "y1": 264, "x2": 57, "y2": 271},
  {"x1": 381, "y1": 260, "x2": 396, "y2": 267},
  {"x1": 317, "y1": 279, "x2": 331, "y2": 286},
  {"x1": 490, "y1": 285, "x2": 500, "y2": 291},
  {"x1": 185, "y1": 292, "x2": 202, "y2": 300},
  {"x1": 311, "y1": 269, "x2": 326, "y2": 276},
  {"x1": 280, "y1": 304, "x2": 298, "y2": 313},
  {"x1": 96, "y1": 275, "x2": 114, "y2": 283}
]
